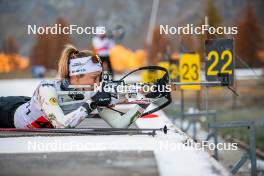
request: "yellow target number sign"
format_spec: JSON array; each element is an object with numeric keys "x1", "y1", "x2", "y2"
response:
[
  {"x1": 141, "y1": 70, "x2": 159, "y2": 83},
  {"x1": 180, "y1": 54, "x2": 201, "y2": 90},
  {"x1": 141, "y1": 61, "x2": 180, "y2": 83},
  {"x1": 157, "y1": 61, "x2": 180, "y2": 81},
  {"x1": 205, "y1": 39, "x2": 234, "y2": 86}
]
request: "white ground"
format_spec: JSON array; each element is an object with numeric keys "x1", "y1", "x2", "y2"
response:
[{"x1": 0, "y1": 79, "x2": 229, "y2": 176}]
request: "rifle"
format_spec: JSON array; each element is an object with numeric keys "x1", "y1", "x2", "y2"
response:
[{"x1": 57, "y1": 66, "x2": 235, "y2": 116}]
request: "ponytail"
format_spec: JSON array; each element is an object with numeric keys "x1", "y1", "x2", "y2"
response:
[{"x1": 58, "y1": 44, "x2": 78, "y2": 79}]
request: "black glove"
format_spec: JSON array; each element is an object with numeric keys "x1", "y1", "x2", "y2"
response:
[{"x1": 91, "y1": 91, "x2": 111, "y2": 106}]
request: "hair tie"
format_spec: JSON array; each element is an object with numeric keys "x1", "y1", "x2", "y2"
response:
[{"x1": 74, "y1": 50, "x2": 79, "y2": 55}]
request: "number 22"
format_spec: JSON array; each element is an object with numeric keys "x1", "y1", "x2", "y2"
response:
[{"x1": 207, "y1": 50, "x2": 233, "y2": 75}]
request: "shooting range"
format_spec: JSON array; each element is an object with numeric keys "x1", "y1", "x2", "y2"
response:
[{"x1": 0, "y1": 0, "x2": 264, "y2": 176}]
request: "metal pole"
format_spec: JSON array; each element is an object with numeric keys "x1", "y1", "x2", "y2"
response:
[
  {"x1": 209, "y1": 121, "x2": 257, "y2": 175},
  {"x1": 232, "y1": 72, "x2": 237, "y2": 109},
  {"x1": 146, "y1": 0, "x2": 159, "y2": 65},
  {"x1": 249, "y1": 123, "x2": 257, "y2": 176},
  {"x1": 196, "y1": 90, "x2": 201, "y2": 111},
  {"x1": 205, "y1": 86, "x2": 209, "y2": 132},
  {"x1": 193, "y1": 117, "x2": 197, "y2": 140},
  {"x1": 231, "y1": 153, "x2": 249, "y2": 174},
  {"x1": 171, "y1": 81, "x2": 221, "y2": 86},
  {"x1": 180, "y1": 89, "x2": 185, "y2": 130},
  {"x1": 213, "y1": 113, "x2": 218, "y2": 160},
  {"x1": 146, "y1": 0, "x2": 159, "y2": 46},
  {"x1": 204, "y1": 15, "x2": 209, "y2": 132}
]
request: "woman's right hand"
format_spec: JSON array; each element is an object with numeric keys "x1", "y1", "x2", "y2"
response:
[{"x1": 91, "y1": 91, "x2": 112, "y2": 107}]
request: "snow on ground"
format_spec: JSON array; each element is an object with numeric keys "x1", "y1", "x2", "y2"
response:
[
  {"x1": 0, "y1": 79, "x2": 42, "y2": 96},
  {"x1": 0, "y1": 79, "x2": 229, "y2": 176},
  {"x1": 0, "y1": 134, "x2": 227, "y2": 176}
]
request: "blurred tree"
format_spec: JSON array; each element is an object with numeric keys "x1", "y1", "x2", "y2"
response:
[
  {"x1": 1, "y1": 36, "x2": 19, "y2": 71},
  {"x1": 180, "y1": 34, "x2": 198, "y2": 53},
  {"x1": 0, "y1": 53, "x2": 29, "y2": 73},
  {"x1": 2, "y1": 36, "x2": 19, "y2": 54},
  {"x1": 53, "y1": 17, "x2": 72, "y2": 68},
  {"x1": 205, "y1": 0, "x2": 223, "y2": 31},
  {"x1": 235, "y1": 2, "x2": 264, "y2": 67},
  {"x1": 198, "y1": 0, "x2": 223, "y2": 60},
  {"x1": 31, "y1": 34, "x2": 49, "y2": 66},
  {"x1": 149, "y1": 26, "x2": 170, "y2": 64},
  {"x1": 30, "y1": 17, "x2": 72, "y2": 69}
]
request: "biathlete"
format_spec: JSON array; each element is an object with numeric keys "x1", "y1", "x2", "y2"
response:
[{"x1": 0, "y1": 45, "x2": 150, "y2": 128}]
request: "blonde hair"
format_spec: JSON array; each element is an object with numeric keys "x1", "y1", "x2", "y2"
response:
[{"x1": 58, "y1": 44, "x2": 94, "y2": 79}]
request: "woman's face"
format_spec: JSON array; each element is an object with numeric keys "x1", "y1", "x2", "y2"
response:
[{"x1": 70, "y1": 71, "x2": 101, "y2": 90}]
